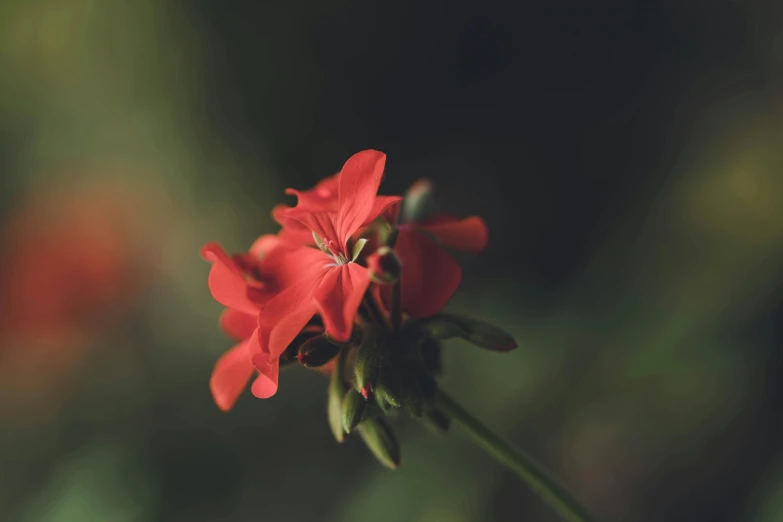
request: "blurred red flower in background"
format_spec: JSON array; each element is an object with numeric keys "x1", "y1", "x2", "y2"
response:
[{"x1": 0, "y1": 178, "x2": 159, "y2": 420}]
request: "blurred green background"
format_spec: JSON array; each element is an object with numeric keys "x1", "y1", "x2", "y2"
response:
[{"x1": 1, "y1": 1, "x2": 783, "y2": 521}]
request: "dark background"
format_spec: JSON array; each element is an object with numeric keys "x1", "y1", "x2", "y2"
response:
[{"x1": 1, "y1": 1, "x2": 782, "y2": 521}]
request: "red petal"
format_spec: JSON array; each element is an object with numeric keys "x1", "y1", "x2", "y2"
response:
[
  {"x1": 273, "y1": 204, "x2": 322, "y2": 246},
  {"x1": 315, "y1": 263, "x2": 371, "y2": 342},
  {"x1": 368, "y1": 195, "x2": 403, "y2": 224},
  {"x1": 249, "y1": 234, "x2": 282, "y2": 258},
  {"x1": 210, "y1": 339, "x2": 256, "y2": 411},
  {"x1": 286, "y1": 211, "x2": 341, "y2": 252},
  {"x1": 272, "y1": 204, "x2": 293, "y2": 227},
  {"x1": 219, "y1": 309, "x2": 257, "y2": 340},
  {"x1": 250, "y1": 353, "x2": 280, "y2": 399},
  {"x1": 420, "y1": 216, "x2": 489, "y2": 253},
  {"x1": 336, "y1": 150, "x2": 387, "y2": 246},
  {"x1": 380, "y1": 197, "x2": 403, "y2": 224},
  {"x1": 261, "y1": 245, "x2": 331, "y2": 289},
  {"x1": 285, "y1": 172, "x2": 340, "y2": 211},
  {"x1": 256, "y1": 264, "x2": 327, "y2": 358},
  {"x1": 200, "y1": 243, "x2": 258, "y2": 315},
  {"x1": 394, "y1": 228, "x2": 462, "y2": 318}
]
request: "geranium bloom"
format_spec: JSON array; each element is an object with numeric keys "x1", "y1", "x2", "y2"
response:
[
  {"x1": 376, "y1": 184, "x2": 489, "y2": 318},
  {"x1": 201, "y1": 239, "x2": 278, "y2": 409},
  {"x1": 201, "y1": 150, "x2": 491, "y2": 405},
  {"x1": 252, "y1": 151, "x2": 400, "y2": 372}
]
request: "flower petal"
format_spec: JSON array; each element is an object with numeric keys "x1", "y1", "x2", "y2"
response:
[
  {"x1": 284, "y1": 172, "x2": 340, "y2": 211},
  {"x1": 368, "y1": 195, "x2": 404, "y2": 225},
  {"x1": 249, "y1": 234, "x2": 283, "y2": 259},
  {"x1": 379, "y1": 196, "x2": 404, "y2": 224},
  {"x1": 210, "y1": 338, "x2": 256, "y2": 411},
  {"x1": 420, "y1": 216, "x2": 489, "y2": 254},
  {"x1": 272, "y1": 204, "x2": 293, "y2": 227},
  {"x1": 256, "y1": 264, "x2": 327, "y2": 359},
  {"x1": 250, "y1": 353, "x2": 280, "y2": 399},
  {"x1": 315, "y1": 263, "x2": 371, "y2": 342},
  {"x1": 200, "y1": 243, "x2": 258, "y2": 315},
  {"x1": 393, "y1": 228, "x2": 462, "y2": 318},
  {"x1": 261, "y1": 245, "x2": 331, "y2": 289},
  {"x1": 219, "y1": 309, "x2": 257, "y2": 340},
  {"x1": 336, "y1": 150, "x2": 387, "y2": 245}
]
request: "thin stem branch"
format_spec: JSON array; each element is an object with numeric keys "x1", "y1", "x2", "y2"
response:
[
  {"x1": 434, "y1": 388, "x2": 599, "y2": 522},
  {"x1": 391, "y1": 282, "x2": 401, "y2": 332},
  {"x1": 363, "y1": 294, "x2": 388, "y2": 330}
]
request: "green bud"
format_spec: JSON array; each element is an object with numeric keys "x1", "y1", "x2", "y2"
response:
[
  {"x1": 327, "y1": 350, "x2": 349, "y2": 443},
  {"x1": 280, "y1": 332, "x2": 317, "y2": 366},
  {"x1": 401, "y1": 178, "x2": 435, "y2": 224},
  {"x1": 297, "y1": 335, "x2": 340, "y2": 368},
  {"x1": 421, "y1": 316, "x2": 468, "y2": 340},
  {"x1": 423, "y1": 314, "x2": 517, "y2": 352},
  {"x1": 354, "y1": 325, "x2": 383, "y2": 393},
  {"x1": 367, "y1": 246, "x2": 402, "y2": 284},
  {"x1": 358, "y1": 418, "x2": 401, "y2": 469},
  {"x1": 374, "y1": 388, "x2": 392, "y2": 412},
  {"x1": 364, "y1": 393, "x2": 385, "y2": 418},
  {"x1": 375, "y1": 368, "x2": 403, "y2": 409},
  {"x1": 401, "y1": 367, "x2": 437, "y2": 418},
  {"x1": 341, "y1": 389, "x2": 367, "y2": 433}
]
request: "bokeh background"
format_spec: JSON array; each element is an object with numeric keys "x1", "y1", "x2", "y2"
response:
[{"x1": 1, "y1": 1, "x2": 783, "y2": 521}]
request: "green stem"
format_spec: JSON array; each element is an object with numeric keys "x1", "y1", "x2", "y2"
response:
[
  {"x1": 384, "y1": 226, "x2": 401, "y2": 332},
  {"x1": 391, "y1": 282, "x2": 401, "y2": 332},
  {"x1": 434, "y1": 388, "x2": 599, "y2": 522},
  {"x1": 363, "y1": 294, "x2": 388, "y2": 330}
]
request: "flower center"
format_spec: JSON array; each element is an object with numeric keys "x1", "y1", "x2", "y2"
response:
[{"x1": 332, "y1": 252, "x2": 349, "y2": 266}]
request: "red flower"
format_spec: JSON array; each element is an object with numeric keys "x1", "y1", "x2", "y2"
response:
[
  {"x1": 0, "y1": 179, "x2": 159, "y2": 422},
  {"x1": 251, "y1": 150, "x2": 400, "y2": 377},
  {"x1": 380, "y1": 186, "x2": 489, "y2": 318},
  {"x1": 201, "y1": 237, "x2": 283, "y2": 409},
  {"x1": 201, "y1": 152, "x2": 489, "y2": 407}
]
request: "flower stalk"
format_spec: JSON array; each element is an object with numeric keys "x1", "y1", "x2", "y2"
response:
[
  {"x1": 434, "y1": 388, "x2": 598, "y2": 522},
  {"x1": 391, "y1": 281, "x2": 402, "y2": 333}
]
